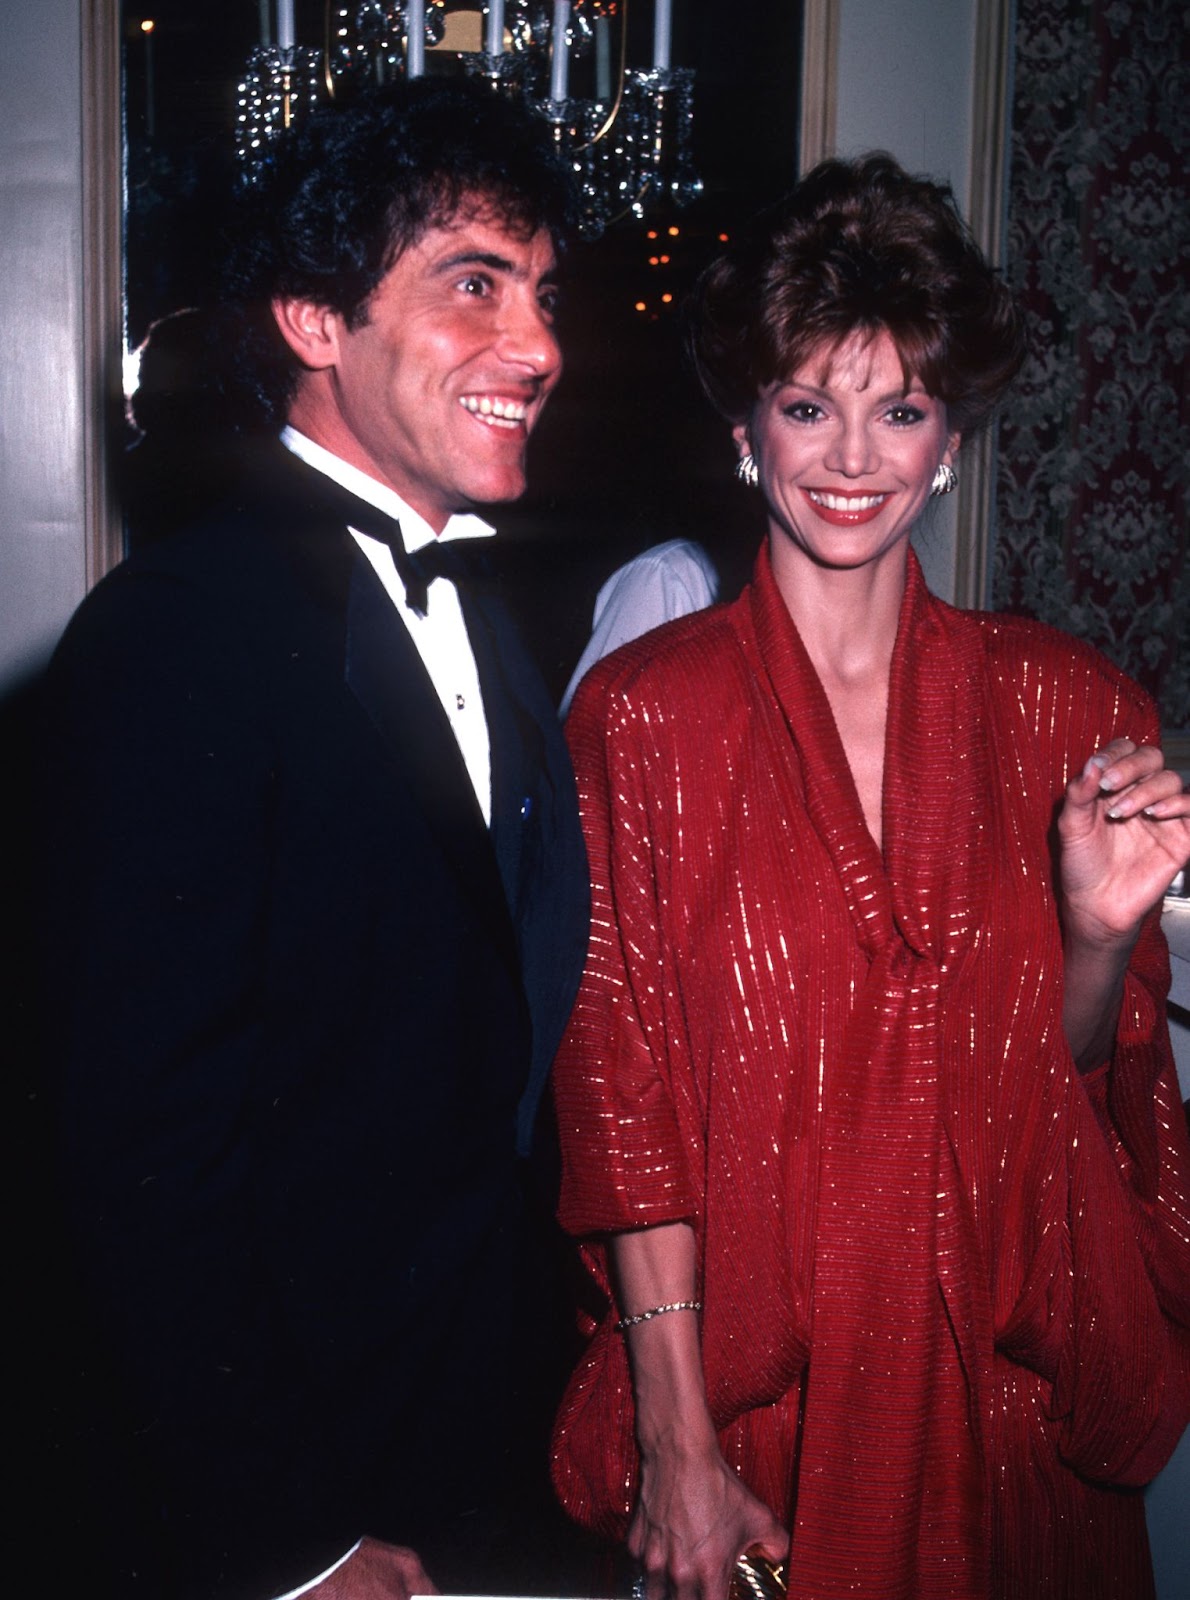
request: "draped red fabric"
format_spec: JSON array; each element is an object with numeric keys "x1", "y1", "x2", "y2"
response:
[{"x1": 551, "y1": 547, "x2": 1190, "y2": 1599}]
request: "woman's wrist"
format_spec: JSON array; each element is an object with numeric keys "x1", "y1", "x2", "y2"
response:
[
  {"x1": 628, "y1": 1324, "x2": 718, "y2": 1452},
  {"x1": 1062, "y1": 927, "x2": 1132, "y2": 1070},
  {"x1": 634, "y1": 1404, "x2": 722, "y2": 1460},
  {"x1": 1062, "y1": 922, "x2": 1135, "y2": 995},
  {"x1": 1062, "y1": 907, "x2": 1141, "y2": 958},
  {"x1": 616, "y1": 1299, "x2": 702, "y2": 1333}
]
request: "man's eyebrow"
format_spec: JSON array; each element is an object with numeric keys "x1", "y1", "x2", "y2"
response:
[{"x1": 435, "y1": 249, "x2": 558, "y2": 284}]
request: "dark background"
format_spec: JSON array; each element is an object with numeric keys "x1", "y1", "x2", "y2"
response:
[{"x1": 122, "y1": 2, "x2": 803, "y2": 695}]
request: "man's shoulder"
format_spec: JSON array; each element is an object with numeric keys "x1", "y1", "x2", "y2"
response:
[
  {"x1": 54, "y1": 512, "x2": 269, "y2": 664},
  {"x1": 69, "y1": 447, "x2": 353, "y2": 634}
]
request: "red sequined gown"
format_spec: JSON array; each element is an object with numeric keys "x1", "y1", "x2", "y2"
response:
[{"x1": 551, "y1": 547, "x2": 1190, "y2": 1599}]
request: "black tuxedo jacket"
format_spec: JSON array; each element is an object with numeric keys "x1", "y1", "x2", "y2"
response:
[{"x1": 36, "y1": 445, "x2": 588, "y2": 1598}]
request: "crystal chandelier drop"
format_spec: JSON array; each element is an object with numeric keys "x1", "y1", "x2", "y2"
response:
[{"x1": 236, "y1": 2, "x2": 701, "y2": 238}]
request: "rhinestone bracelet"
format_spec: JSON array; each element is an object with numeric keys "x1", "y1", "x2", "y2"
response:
[{"x1": 614, "y1": 1299, "x2": 703, "y2": 1333}]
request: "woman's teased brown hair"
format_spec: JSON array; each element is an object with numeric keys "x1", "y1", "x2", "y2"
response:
[{"x1": 688, "y1": 153, "x2": 1025, "y2": 434}]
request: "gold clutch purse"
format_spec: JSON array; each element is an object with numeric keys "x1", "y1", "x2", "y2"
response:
[
  {"x1": 729, "y1": 1548, "x2": 788, "y2": 1600},
  {"x1": 631, "y1": 1544, "x2": 788, "y2": 1600}
]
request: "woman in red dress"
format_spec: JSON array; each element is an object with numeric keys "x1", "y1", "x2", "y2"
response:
[{"x1": 551, "y1": 156, "x2": 1190, "y2": 1600}]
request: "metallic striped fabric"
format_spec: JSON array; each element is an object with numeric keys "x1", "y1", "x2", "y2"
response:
[{"x1": 552, "y1": 546, "x2": 1190, "y2": 1599}]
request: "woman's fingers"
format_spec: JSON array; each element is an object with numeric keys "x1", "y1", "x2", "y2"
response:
[
  {"x1": 629, "y1": 1451, "x2": 789, "y2": 1600},
  {"x1": 1065, "y1": 739, "x2": 1189, "y2": 833},
  {"x1": 1100, "y1": 767, "x2": 1187, "y2": 819},
  {"x1": 1064, "y1": 741, "x2": 1188, "y2": 824}
]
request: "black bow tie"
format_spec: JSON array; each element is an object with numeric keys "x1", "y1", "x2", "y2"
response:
[
  {"x1": 276, "y1": 449, "x2": 487, "y2": 616},
  {"x1": 314, "y1": 483, "x2": 475, "y2": 618},
  {"x1": 402, "y1": 537, "x2": 478, "y2": 617}
]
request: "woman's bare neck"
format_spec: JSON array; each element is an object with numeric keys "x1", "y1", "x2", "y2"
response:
[
  {"x1": 770, "y1": 537, "x2": 907, "y2": 851},
  {"x1": 770, "y1": 538, "x2": 905, "y2": 690}
]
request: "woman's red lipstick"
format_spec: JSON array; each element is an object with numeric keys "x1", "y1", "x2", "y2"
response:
[{"x1": 800, "y1": 487, "x2": 891, "y2": 526}]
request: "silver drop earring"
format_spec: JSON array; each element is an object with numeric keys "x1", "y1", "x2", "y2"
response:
[{"x1": 735, "y1": 453, "x2": 760, "y2": 489}]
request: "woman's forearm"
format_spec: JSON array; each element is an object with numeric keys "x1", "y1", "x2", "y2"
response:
[
  {"x1": 611, "y1": 1222, "x2": 717, "y2": 1450},
  {"x1": 610, "y1": 1222, "x2": 790, "y2": 1597}
]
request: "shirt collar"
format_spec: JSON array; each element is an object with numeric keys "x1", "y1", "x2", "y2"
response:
[{"x1": 280, "y1": 425, "x2": 495, "y2": 555}]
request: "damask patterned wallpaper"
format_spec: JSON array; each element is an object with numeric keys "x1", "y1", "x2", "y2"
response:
[{"x1": 994, "y1": 0, "x2": 1188, "y2": 731}]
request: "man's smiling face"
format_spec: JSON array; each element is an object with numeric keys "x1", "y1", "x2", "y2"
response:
[{"x1": 278, "y1": 202, "x2": 562, "y2": 531}]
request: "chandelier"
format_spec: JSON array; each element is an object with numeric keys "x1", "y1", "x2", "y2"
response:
[{"x1": 236, "y1": 2, "x2": 700, "y2": 238}]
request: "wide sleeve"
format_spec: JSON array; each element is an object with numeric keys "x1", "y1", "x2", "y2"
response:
[
  {"x1": 1061, "y1": 679, "x2": 1190, "y2": 1282},
  {"x1": 1065, "y1": 836, "x2": 1190, "y2": 1482},
  {"x1": 550, "y1": 655, "x2": 710, "y2": 1540},
  {"x1": 1073, "y1": 951, "x2": 1190, "y2": 1485},
  {"x1": 554, "y1": 655, "x2": 702, "y2": 1240},
  {"x1": 1037, "y1": 653, "x2": 1190, "y2": 1483}
]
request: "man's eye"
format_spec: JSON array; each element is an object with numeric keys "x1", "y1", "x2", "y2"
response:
[
  {"x1": 538, "y1": 288, "x2": 560, "y2": 317},
  {"x1": 459, "y1": 274, "x2": 491, "y2": 296}
]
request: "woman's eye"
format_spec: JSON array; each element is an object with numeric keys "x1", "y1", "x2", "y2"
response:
[
  {"x1": 783, "y1": 401, "x2": 823, "y2": 423},
  {"x1": 887, "y1": 405, "x2": 925, "y2": 425}
]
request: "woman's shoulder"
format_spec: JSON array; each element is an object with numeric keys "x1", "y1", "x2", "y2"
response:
[
  {"x1": 581, "y1": 596, "x2": 746, "y2": 692},
  {"x1": 567, "y1": 596, "x2": 752, "y2": 729},
  {"x1": 959, "y1": 605, "x2": 1155, "y2": 726}
]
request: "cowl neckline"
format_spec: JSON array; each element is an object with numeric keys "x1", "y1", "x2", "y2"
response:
[{"x1": 748, "y1": 541, "x2": 995, "y2": 975}]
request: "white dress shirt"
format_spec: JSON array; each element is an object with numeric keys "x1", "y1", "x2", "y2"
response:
[{"x1": 282, "y1": 425, "x2": 495, "y2": 824}]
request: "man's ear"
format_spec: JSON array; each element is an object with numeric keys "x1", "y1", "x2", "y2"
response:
[{"x1": 271, "y1": 296, "x2": 343, "y2": 371}]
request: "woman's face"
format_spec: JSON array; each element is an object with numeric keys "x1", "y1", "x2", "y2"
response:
[{"x1": 736, "y1": 327, "x2": 959, "y2": 578}]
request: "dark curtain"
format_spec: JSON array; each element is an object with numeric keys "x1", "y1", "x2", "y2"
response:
[{"x1": 994, "y1": 0, "x2": 1188, "y2": 730}]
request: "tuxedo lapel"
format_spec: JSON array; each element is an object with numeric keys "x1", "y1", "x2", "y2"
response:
[
  {"x1": 462, "y1": 587, "x2": 541, "y2": 921},
  {"x1": 465, "y1": 582, "x2": 589, "y2": 1150}
]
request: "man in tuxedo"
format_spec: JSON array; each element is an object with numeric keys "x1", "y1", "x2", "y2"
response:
[{"x1": 36, "y1": 79, "x2": 588, "y2": 1600}]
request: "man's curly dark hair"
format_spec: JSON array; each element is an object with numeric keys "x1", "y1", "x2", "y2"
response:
[{"x1": 220, "y1": 75, "x2": 579, "y2": 429}]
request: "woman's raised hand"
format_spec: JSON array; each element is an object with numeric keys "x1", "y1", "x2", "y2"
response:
[
  {"x1": 1058, "y1": 737, "x2": 1190, "y2": 1069},
  {"x1": 1058, "y1": 738, "x2": 1190, "y2": 947}
]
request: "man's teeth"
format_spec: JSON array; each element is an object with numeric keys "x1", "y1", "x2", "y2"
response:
[
  {"x1": 459, "y1": 395, "x2": 526, "y2": 428},
  {"x1": 808, "y1": 490, "x2": 888, "y2": 511}
]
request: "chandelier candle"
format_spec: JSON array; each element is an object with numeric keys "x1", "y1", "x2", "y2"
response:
[
  {"x1": 407, "y1": 0, "x2": 426, "y2": 77},
  {"x1": 594, "y1": 13, "x2": 611, "y2": 101},
  {"x1": 276, "y1": 0, "x2": 294, "y2": 52},
  {"x1": 485, "y1": 0, "x2": 505, "y2": 56},
  {"x1": 653, "y1": 0, "x2": 672, "y2": 70},
  {"x1": 550, "y1": 1, "x2": 570, "y2": 104}
]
